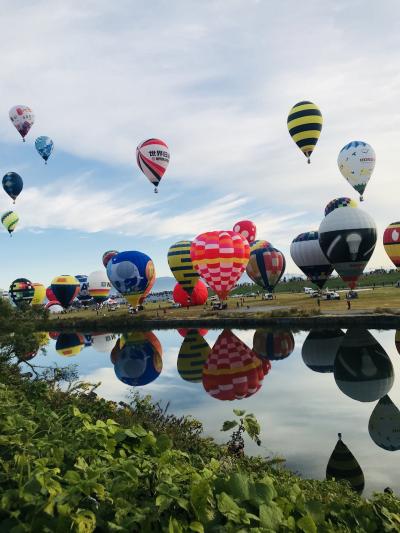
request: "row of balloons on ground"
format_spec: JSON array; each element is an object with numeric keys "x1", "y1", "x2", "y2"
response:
[
  {"x1": 5, "y1": 204, "x2": 400, "y2": 308},
  {"x1": 7, "y1": 102, "x2": 377, "y2": 200},
  {"x1": 17, "y1": 327, "x2": 400, "y2": 494}
]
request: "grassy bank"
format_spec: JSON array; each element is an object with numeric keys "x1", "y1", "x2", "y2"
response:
[{"x1": 0, "y1": 354, "x2": 399, "y2": 532}]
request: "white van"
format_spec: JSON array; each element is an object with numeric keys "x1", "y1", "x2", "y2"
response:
[{"x1": 303, "y1": 287, "x2": 314, "y2": 294}]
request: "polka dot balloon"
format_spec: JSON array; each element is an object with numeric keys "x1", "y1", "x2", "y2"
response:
[{"x1": 233, "y1": 220, "x2": 257, "y2": 244}]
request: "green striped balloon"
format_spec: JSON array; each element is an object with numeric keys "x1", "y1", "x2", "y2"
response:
[
  {"x1": 1, "y1": 210, "x2": 19, "y2": 236},
  {"x1": 326, "y1": 433, "x2": 365, "y2": 494},
  {"x1": 177, "y1": 330, "x2": 210, "y2": 383}
]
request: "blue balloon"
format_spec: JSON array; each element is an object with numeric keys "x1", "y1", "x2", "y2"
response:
[
  {"x1": 2, "y1": 172, "x2": 23, "y2": 203},
  {"x1": 114, "y1": 339, "x2": 161, "y2": 386},
  {"x1": 75, "y1": 274, "x2": 91, "y2": 302},
  {"x1": 35, "y1": 136, "x2": 54, "y2": 163}
]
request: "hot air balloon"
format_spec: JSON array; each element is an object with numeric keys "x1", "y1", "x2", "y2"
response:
[
  {"x1": 290, "y1": 231, "x2": 334, "y2": 290},
  {"x1": 102, "y1": 250, "x2": 118, "y2": 268},
  {"x1": 9, "y1": 278, "x2": 35, "y2": 308},
  {"x1": 75, "y1": 275, "x2": 91, "y2": 303},
  {"x1": 337, "y1": 141, "x2": 375, "y2": 201},
  {"x1": 107, "y1": 251, "x2": 155, "y2": 308},
  {"x1": 2, "y1": 172, "x2": 23, "y2": 203},
  {"x1": 233, "y1": 220, "x2": 257, "y2": 244},
  {"x1": 35, "y1": 136, "x2": 53, "y2": 164},
  {"x1": 287, "y1": 101, "x2": 322, "y2": 163},
  {"x1": 177, "y1": 328, "x2": 208, "y2": 338},
  {"x1": 113, "y1": 331, "x2": 162, "y2": 386},
  {"x1": 173, "y1": 280, "x2": 208, "y2": 307},
  {"x1": 202, "y1": 330, "x2": 271, "y2": 401},
  {"x1": 91, "y1": 333, "x2": 118, "y2": 353},
  {"x1": 383, "y1": 222, "x2": 400, "y2": 269},
  {"x1": 110, "y1": 337, "x2": 122, "y2": 365},
  {"x1": 324, "y1": 197, "x2": 358, "y2": 218},
  {"x1": 191, "y1": 231, "x2": 250, "y2": 301},
  {"x1": 50, "y1": 275, "x2": 80, "y2": 309},
  {"x1": 334, "y1": 329, "x2": 394, "y2": 402},
  {"x1": 177, "y1": 329, "x2": 211, "y2": 383},
  {"x1": 136, "y1": 138, "x2": 170, "y2": 193},
  {"x1": 2, "y1": 210, "x2": 19, "y2": 236},
  {"x1": 319, "y1": 207, "x2": 377, "y2": 289},
  {"x1": 56, "y1": 333, "x2": 84, "y2": 357},
  {"x1": 326, "y1": 433, "x2": 365, "y2": 494},
  {"x1": 46, "y1": 286, "x2": 59, "y2": 303},
  {"x1": 368, "y1": 395, "x2": 400, "y2": 451},
  {"x1": 301, "y1": 329, "x2": 345, "y2": 373},
  {"x1": 168, "y1": 240, "x2": 199, "y2": 294},
  {"x1": 88, "y1": 270, "x2": 111, "y2": 303},
  {"x1": 9, "y1": 105, "x2": 35, "y2": 141},
  {"x1": 250, "y1": 240, "x2": 271, "y2": 253},
  {"x1": 31, "y1": 283, "x2": 46, "y2": 305},
  {"x1": 253, "y1": 329, "x2": 294, "y2": 361},
  {"x1": 246, "y1": 245, "x2": 286, "y2": 293},
  {"x1": 138, "y1": 274, "x2": 156, "y2": 305},
  {"x1": 45, "y1": 302, "x2": 63, "y2": 313}
]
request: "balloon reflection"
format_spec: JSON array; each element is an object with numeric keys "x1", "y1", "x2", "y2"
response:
[
  {"x1": 203, "y1": 330, "x2": 270, "y2": 401},
  {"x1": 177, "y1": 329, "x2": 211, "y2": 383},
  {"x1": 253, "y1": 329, "x2": 294, "y2": 361},
  {"x1": 56, "y1": 333, "x2": 84, "y2": 357},
  {"x1": 302, "y1": 329, "x2": 344, "y2": 373},
  {"x1": 368, "y1": 395, "x2": 400, "y2": 452},
  {"x1": 326, "y1": 433, "x2": 365, "y2": 494}
]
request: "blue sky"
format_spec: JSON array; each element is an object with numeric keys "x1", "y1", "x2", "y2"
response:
[{"x1": 1, "y1": 0, "x2": 400, "y2": 289}]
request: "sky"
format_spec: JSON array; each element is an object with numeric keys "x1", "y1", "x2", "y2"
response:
[{"x1": 1, "y1": 0, "x2": 400, "y2": 289}]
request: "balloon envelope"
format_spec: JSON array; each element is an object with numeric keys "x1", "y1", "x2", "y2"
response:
[
  {"x1": 56, "y1": 333, "x2": 84, "y2": 357},
  {"x1": 31, "y1": 283, "x2": 46, "y2": 305},
  {"x1": 250, "y1": 240, "x2": 271, "y2": 252},
  {"x1": 75, "y1": 275, "x2": 91, "y2": 302},
  {"x1": 253, "y1": 329, "x2": 294, "y2": 361},
  {"x1": 383, "y1": 222, "x2": 400, "y2": 269},
  {"x1": 233, "y1": 220, "x2": 257, "y2": 243},
  {"x1": 319, "y1": 207, "x2": 377, "y2": 289},
  {"x1": 246, "y1": 245, "x2": 285, "y2": 292},
  {"x1": 1, "y1": 211, "x2": 19, "y2": 235},
  {"x1": 168, "y1": 240, "x2": 199, "y2": 294},
  {"x1": 9, "y1": 105, "x2": 34, "y2": 140},
  {"x1": 177, "y1": 330, "x2": 211, "y2": 383},
  {"x1": 368, "y1": 395, "x2": 400, "y2": 451},
  {"x1": 136, "y1": 138, "x2": 170, "y2": 190},
  {"x1": 50, "y1": 275, "x2": 80, "y2": 309},
  {"x1": 173, "y1": 280, "x2": 208, "y2": 306},
  {"x1": 191, "y1": 231, "x2": 249, "y2": 301},
  {"x1": 107, "y1": 251, "x2": 155, "y2": 307},
  {"x1": 337, "y1": 141, "x2": 375, "y2": 200},
  {"x1": 290, "y1": 231, "x2": 333, "y2": 289},
  {"x1": 114, "y1": 332, "x2": 162, "y2": 386},
  {"x1": 88, "y1": 270, "x2": 111, "y2": 303},
  {"x1": 91, "y1": 333, "x2": 118, "y2": 353},
  {"x1": 326, "y1": 434, "x2": 364, "y2": 494},
  {"x1": 302, "y1": 329, "x2": 345, "y2": 373},
  {"x1": 324, "y1": 197, "x2": 357, "y2": 217},
  {"x1": 287, "y1": 101, "x2": 322, "y2": 163},
  {"x1": 102, "y1": 250, "x2": 118, "y2": 268},
  {"x1": 35, "y1": 136, "x2": 53, "y2": 162},
  {"x1": 2, "y1": 172, "x2": 23, "y2": 202},
  {"x1": 9, "y1": 278, "x2": 34, "y2": 308}
]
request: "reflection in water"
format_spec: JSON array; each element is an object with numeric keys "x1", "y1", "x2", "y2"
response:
[
  {"x1": 302, "y1": 329, "x2": 344, "y2": 373},
  {"x1": 326, "y1": 433, "x2": 365, "y2": 494},
  {"x1": 178, "y1": 328, "x2": 208, "y2": 338},
  {"x1": 55, "y1": 333, "x2": 84, "y2": 357},
  {"x1": 112, "y1": 331, "x2": 163, "y2": 386},
  {"x1": 252, "y1": 329, "x2": 295, "y2": 361},
  {"x1": 177, "y1": 329, "x2": 211, "y2": 383},
  {"x1": 368, "y1": 395, "x2": 400, "y2": 451},
  {"x1": 91, "y1": 333, "x2": 118, "y2": 353},
  {"x1": 202, "y1": 329, "x2": 271, "y2": 401},
  {"x1": 334, "y1": 329, "x2": 394, "y2": 402},
  {"x1": 395, "y1": 330, "x2": 400, "y2": 355}
]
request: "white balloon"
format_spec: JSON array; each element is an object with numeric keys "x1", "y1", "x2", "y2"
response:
[
  {"x1": 9, "y1": 105, "x2": 35, "y2": 140},
  {"x1": 337, "y1": 141, "x2": 375, "y2": 200}
]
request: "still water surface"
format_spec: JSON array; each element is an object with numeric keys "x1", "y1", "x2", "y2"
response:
[{"x1": 23, "y1": 327, "x2": 400, "y2": 496}]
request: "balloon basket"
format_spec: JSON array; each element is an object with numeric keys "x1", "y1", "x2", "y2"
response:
[
  {"x1": 307, "y1": 158, "x2": 310, "y2": 164},
  {"x1": 360, "y1": 196, "x2": 364, "y2": 202},
  {"x1": 154, "y1": 187, "x2": 158, "y2": 194}
]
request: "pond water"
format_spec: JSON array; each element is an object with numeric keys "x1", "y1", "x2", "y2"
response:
[{"x1": 18, "y1": 327, "x2": 400, "y2": 496}]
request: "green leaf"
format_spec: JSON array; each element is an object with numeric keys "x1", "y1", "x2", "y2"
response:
[
  {"x1": 221, "y1": 420, "x2": 238, "y2": 432},
  {"x1": 157, "y1": 434, "x2": 172, "y2": 452},
  {"x1": 169, "y1": 516, "x2": 184, "y2": 533},
  {"x1": 297, "y1": 514, "x2": 317, "y2": 533},
  {"x1": 189, "y1": 522, "x2": 204, "y2": 533},
  {"x1": 217, "y1": 492, "x2": 244, "y2": 523},
  {"x1": 156, "y1": 494, "x2": 172, "y2": 513},
  {"x1": 259, "y1": 503, "x2": 283, "y2": 530},
  {"x1": 74, "y1": 510, "x2": 96, "y2": 533},
  {"x1": 243, "y1": 416, "x2": 260, "y2": 441},
  {"x1": 233, "y1": 409, "x2": 246, "y2": 417}
]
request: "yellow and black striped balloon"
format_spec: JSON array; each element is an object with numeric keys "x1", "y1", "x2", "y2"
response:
[
  {"x1": 326, "y1": 433, "x2": 365, "y2": 494},
  {"x1": 287, "y1": 101, "x2": 323, "y2": 163},
  {"x1": 177, "y1": 330, "x2": 211, "y2": 383},
  {"x1": 167, "y1": 240, "x2": 199, "y2": 294}
]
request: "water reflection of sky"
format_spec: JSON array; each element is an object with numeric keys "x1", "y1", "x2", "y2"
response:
[{"x1": 27, "y1": 328, "x2": 400, "y2": 495}]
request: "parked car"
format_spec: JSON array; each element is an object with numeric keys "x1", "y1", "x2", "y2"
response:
[
  {"x1": 322, "y1": 291, "x2": 340, "y2": 300},
  {"x1": 262, "y1": 293, "x2": 274, "y2": 300},
  {"x1": 212, "y1": 302, "x2": 228, "y2": 310}
]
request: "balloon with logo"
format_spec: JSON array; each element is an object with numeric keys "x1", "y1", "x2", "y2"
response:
[
  {"x1": 9, "y1": 278, "x2": 35, "y2": 308},
  {"x1": 319, "y1": 207, "x2": 377, "y2": 289},
  {"x1": 136, "y1": 138, "x2": 170, "y2": 193},
  {"x1": 253, "y1": 329, "x2": 294, "y2": 361},
  {"x1": 173, "y1": 280, "x2": 208, "y2": 307},
  {"x1": 35, "y1": 136, "x2": 53, "y2": 164},
  {"x1": 107, "y1": 251, "x2": 155, "y2": 308},
  {"x1": 2, "y1": 172, "x2": 23, "y2": 203},
  {"x1": 290, "y1": 231, "x2": 333, "y2": 290},
  {"x1": 191, "y1": 231, "x2": 250, "y2": 301},
  {"x1": 177, "y1": 329, "x2": 211, "y2": 383},
  {"x1": 2, "y1": 211, "x2": 19, "y2": 236},
  {"x1": 113, "y1": 331, "x2": 162, "y2": 386},
  {"x1": 302, "y1": 329, "x2": 345, "y2": 373},
  {"x1": 75, "y1": 275, "x2": 91, "y2": 303},
  {"x1": 324, "y1": 197, "x2": 358, "y2": 217},
  {"x1": 202, "y1": 330, "x2": 271, "y2": 401},
  {"x1": 326, "y1": 433, "x2": 365, "y2": 494},
  {"x1": 246, "y1": 244, "x2": 285, "y2": 293},
  {"x1": 383, "y1": 222, "x2": 400, "y2": 269},
  {"x1": 88, "y1": 270, "x2": 111, "y2": 303},
  {"x1": 50, "y1": 275, "x2": 80, "y2": 309},
  {"x1": 287, "y1": 101, "x2": 322, "y2": 163},
  {"x1": 337, "y1": 141, "x2": 375, "y2": 201},
  {"x1": 233, "y1": 220, "x2": 257, "y2": 244},
  {"x1": 9, "y1": 105, "x2": 35, "y2": 141},
  {"x1": 56, "y1": 333, "x2": 84, "y2": 357},
  {"x1": 168, "y1": 240, "x2": 199, "y2": 294},
  {"x1": 31, "y1": 283, "x2": 46, "y2": 305},
  {"x1": 368, "y1": 395, "x2": 400, "y2": 452},
  {"x1": 102, "y1": 250, "x2": 118, "y2": 268},
  {"x1": 92, "y1": 333, "x2": 118, "y2": 353}
]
